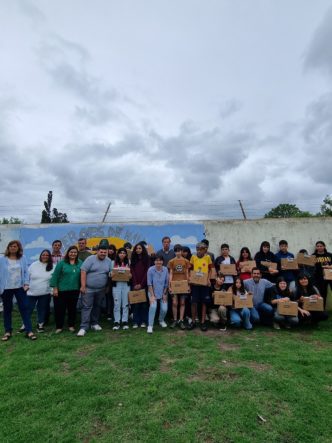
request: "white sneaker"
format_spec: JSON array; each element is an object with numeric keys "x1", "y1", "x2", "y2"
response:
[
  {"x1": 159, "y1": 321, "x2": 167, "y2": 328},
  {"x1": 113, "y1": 323, "x2": 120, "y2": 331},
  {"x1": 147, "y1": 326, "x2": 153, "y2": 334},
  {"x1": 77, "y1": 329, "x2": 86, "y2": 337},
  {"x1": 91, "y1": 324, "x2": 102, "y2": 331},
  {"x1": 132, "y1": 323, "x2": 138, "y2": 329},
  {"x1": 140, "y1": 323, "x2": 146, "y2": 328}
]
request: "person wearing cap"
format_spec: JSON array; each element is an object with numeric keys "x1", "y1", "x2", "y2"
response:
[{"x1": 77, "y1": 239, "x2": 113, "y2": 337}]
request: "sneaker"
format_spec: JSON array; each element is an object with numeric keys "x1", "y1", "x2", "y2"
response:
[
  {"x1": 132, "y1": 323, "x2": 138, "y2": 329},
  {"x1": 37, "y1": 324, "x2": 45, "y2": 333},
  {"x1": 219, "y1": 325, "x2": 227, "y2": 332},
  {"x1": 140, "y1": 323, "x2": 146, "y2": 328},
  {"x1": 77, "y1": 328, "x2": 86, "y2": 337},
  {"x1": 169, "y1": 320, "x2": 177, "y2": 329},
  {"x1": 200, "y1": 323, "x2": 208, "y2": 332},
  {"x1": 179, "y1": 320, "x2": 186, "y2": 330},
  {"x1": 147, "y1": 326, "x2": 153, "y2": 334},
  {"x1": 91, "y1": 324, "x2": 102, "y2": 331},
  {"x1": 113, "y1": 323, "x2": 120, "y2": 331},
  {"x1": 68, "y1": 327, "x2": 75, "y2": 333},
  {"x1": 273, "y1": 322, "x2": 281, "y2": 330},
  {"x1": 159, "y1": 321, "x2": 167, "y2": 328},
  {"x1": 55, "y1": 328, "x2": 63, "y2": 334},
  {"x1": 122, "y1": 322, "x2": 129, "y2": 330},
  {"x1": 187, "y1": 321, "x2": 196, "y2": 330},
  {"x1": 17, "y1": 325, "x2": 26, "y2": 334},
  {"x1": 284, "y1": 324, "x2": 291, "y2": 329}
]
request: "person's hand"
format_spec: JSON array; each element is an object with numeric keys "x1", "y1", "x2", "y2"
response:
[
  {"x1": 149, "y1": 295, "x2": 156, "y2": 305},
  {"x1": 23, "y1": 284, "x2": 29, "y2": 292},
  {"x1": 53, "y1": 288, "x2": 59, "y2": 297},
  {"x1": 299, "y1": 308, "x2": 310, "y2": 317},
  {"x1": 134, "y1": 284, "x2": 141, "y2": 290},
  {"x1": 168, "y1": 287, "x2": 173, "y2": 295},
  {"x1": 80, "y1": 286, "x2": 86, "y2": 294}
]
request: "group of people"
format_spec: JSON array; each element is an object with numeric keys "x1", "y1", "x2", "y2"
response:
[{"x1": 0, "y1": 236, "x2": 330, "y2": 341}]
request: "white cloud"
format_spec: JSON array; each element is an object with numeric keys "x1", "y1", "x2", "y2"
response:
[
  {"x1": 170, "y1": 235, "x2": 199, "y2": 245},
  {"x1": 24, "y1": 236, "x2": 51, "y2": 249}
]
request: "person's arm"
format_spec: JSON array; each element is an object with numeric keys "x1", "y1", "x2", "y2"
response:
[
  {"x1": 50, "y1": 261, "x2": 63, "y2": 297},
  {"x1": 163, "y1": 268, "x2": 169, "y2": 302},
  {"x1": 80, "y1": 270, "x2": 87, "y2": 294},
  {"x1": 147, "y1": 268, "x2": 155, "y2": 304},
  {"x1": 22, "y1": 256, "x2": 29, "y2": 291}
]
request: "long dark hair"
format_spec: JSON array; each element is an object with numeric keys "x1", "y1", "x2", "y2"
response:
[
  {"x1": 259, "y1": 241, "x2": 270, "y2": 253},
  {"x1": 64, "y1": 246, "x2": 79, "y2": 264},
  {"x1": 231, "y1": 277, "x2": 245, "y2": 295},
  {"x1": 108, "y1": 244, "x2": 117, "y2": 260},
  {"x1": 115, "y1": 247, "x2": 129, "y2": 266},
  {"x1": 39, "y1": 249, "x2": 53, "y2": 272},
  {"x1": 314, "y1": 241, "x2": 327, "y2": 254},
  {"x1": 238, "y1": 247, "x2": 252, "y2": 261},
  {"x1": 131, "y1": 242, "x2": 149, "y2": 267},
  {"x1": 295, "y1": 273, "x2": 316, "y2": 296},
  {"x1": 275, "y1": 277, "x2": 290, "y2": 298},
  {"x1": 181, "y1": 246, "x2": 192, "y2": 261},
  {"x1": 5, "y1": 240, "x2": 23, "y2": 258}
]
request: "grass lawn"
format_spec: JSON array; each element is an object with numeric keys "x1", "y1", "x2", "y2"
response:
[{"x1": 0, "y1": 313, "x2": 331, "y2": 443}]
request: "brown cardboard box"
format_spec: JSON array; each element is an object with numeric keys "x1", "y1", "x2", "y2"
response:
[
  {"x1": 213, "y1": 291, "x2": 233, "y2": 306},
  {"x1": 302, "y1": 296, "x2": 324, "y2": 311},
  {"x1": 111, "y1": 269, "x2": 131, "y2": 282},
  {"x1": 234, "y1": 293, "x2": 253, "y2": 309},
  {"x1": 281, "y1": 258, "x2": 299, "y2": 270},
  {"x1": 261, "y1": 261, "x2": 278, "y2": 270},
  {"x1": 296, "y1": 253, "x2": 316, "y2": 267},
  {"x1": 219, "y1": 264, "x2": 237, "y2": 276},
  {"x1": 128, "y1": 289, "x2": 147, "y2": 304},
  {"x1": 323, "y1": 268, "x2": 332, "y2": 281},
  {"x1": 277, "y1": 301, "x2": 298, "y2": 316},
  {"x1": 170, "y1": 280, "x2": 189, "y2": 294},
  {"x1": 238, "y1": 260, "x2": 256, "y2": 272},
  {"x1": 189, "y1": 271, "x2": 209, "y2": 286},
  {"x1": 210, "y1": 268, "x2": 217, "y2": 280}
]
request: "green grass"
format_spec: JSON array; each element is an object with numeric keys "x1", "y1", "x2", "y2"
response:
[{"x1": 0, "y1": 313, "x2": 332, "y2": 443}]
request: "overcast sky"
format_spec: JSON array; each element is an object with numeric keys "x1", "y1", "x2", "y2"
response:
[{"x1": 1, "y1": 0, "x2": 332, "y2": 223}]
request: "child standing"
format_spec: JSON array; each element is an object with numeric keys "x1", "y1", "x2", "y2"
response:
[
  {"x1": 112, "y1": 247, "x2": 131, "y2": 330},
  {"x1": 168, "y1": 245, "x2": 190, "y2": 330},
  {"x1": 147, "y1": 255, "x2": 169, "y2": 334}
]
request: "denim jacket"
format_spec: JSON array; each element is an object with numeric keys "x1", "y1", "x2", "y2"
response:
[{"x1": 0, "y1": 256, "x2": 29, "y2": 295}]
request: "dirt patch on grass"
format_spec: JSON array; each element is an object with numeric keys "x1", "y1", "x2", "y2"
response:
[
  {"x1": 219, "y1": 342, "x2": 240, "y2": 351},
  {"x1": 159, "y1": 357, "x2": 176, "y2": 373},
  {"x1": 246, "y1": 361, "x2": 272, "y2": 372},
  {"x1": 187, "y1": 367, "x2": 239, "y2": 382},
  {"x1": 61, "y1": 361, "x2": 71, "y2": 375},
  {"x1": 81, "y1": 419, "x2": 111, "y2": 443},
  {"x1": 76, "y1": 344, "x2": 98, "y2": 357}
]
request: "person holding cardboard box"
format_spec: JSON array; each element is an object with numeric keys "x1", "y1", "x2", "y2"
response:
[
  {"x1": 313, "y1": 241, "x2": 332, "y2": 309},
  {"x1": 209, "y1": 272, "x2": 229, "y2": 331},
  {"x1": 275, "y1": 240, "x2": 297, "y2": 285},
  {"x1": 147, "y1": 255, "x2": 169, "y2": 333},
  {"x1": 264, "y1": 277, "x2": 299, "y2": 329},
  {"x1": 188, "y1": 242, "x2": 213, "y2": 331},
  {"x1": 230, "y1": 277, "x2": 257, "y2": 330},
  {"x1": 254, "y1": 241, "x2": 279, "y2": 283},
  {"x1": 244, "y1": 268, "x2": 274, "y2": 325},
  {"x1": 111, "y1": 248, "x2": 131, "y2": 331},
  {"x1": 130, "y1": 243, "x2": 150, "y2": 328},
  {"x1": 236, "y1": 247, "x2": 255, "y2": 281},
  {"x1": 168, "y1": 245, "x2": 190, "y2": 330},
  {"x1": 291, "y1": 273, "x2": 328, "y2": 324},
  {"x1": 214, "y1": 244, "x2": 237, "y2": 289}
]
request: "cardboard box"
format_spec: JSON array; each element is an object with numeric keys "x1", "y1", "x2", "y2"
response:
[
  {"x1": 170, "y1": 280, "x2": 189, "y2": 294},
  {"x1": 210, "y1": 268, "x2": 217, "y2": 280},
  {"x1": 281, "y1": 258, "x2": 299, "y2": 270},
  {"x1": 238, "y1": 260, "x2": 256, "y2": 272},
  {"x1": 189, "y1": 271, "x2": 209, "y2": 286},
  {"x1": 296, "y1": 253, "x2": 316, "y2": 267},
  {"x1": 213, "y1": 291, "x2": 233, "y2": 306},
  {"x1": 128, "y1": 289, "x2": 147, "y2": 304},
  {"x1": 277, "y1": 301, "x2": 298, "y2": 316},
  {"x1": 302, "y1": 296, "x2": 324, "y2": 312},
  {"x1": 219, "y1": 264, "x2": 237, "y2": 276},
  {"x1": 111, "y1": 269, "x2": 131, "y2": 282},
  {"x1": 323, "y1": 268, "x2": 332, "y2": 281},
  {"x1": 233, "y1": 293, "x2": 253, "y2": 309},
  {"x1": 260, "y1": 261, "x2": 278, "y2": 270}
]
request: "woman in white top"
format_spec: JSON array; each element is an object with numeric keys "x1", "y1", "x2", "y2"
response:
[{"x1": 26, "y1": 249, "x2": 54, "y2": 332}]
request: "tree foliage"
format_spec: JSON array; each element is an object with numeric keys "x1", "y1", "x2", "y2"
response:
[
  {"x1": 264, "y1": 203, "x2": 312, "y2": 218},
  {"x1": 318, "y1": 195, "x2": 332, "y2": 216},
  {"x1": 0, "y1": 217, "x2": 22, "y2": 224},
  {"x1": 41, "y1": 191, "x2": 69, "y2": 223}
]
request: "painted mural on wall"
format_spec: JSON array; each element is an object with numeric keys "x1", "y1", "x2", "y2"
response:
[{"x1": 0, "y1": 223, "x2": 205, "y2": 264}]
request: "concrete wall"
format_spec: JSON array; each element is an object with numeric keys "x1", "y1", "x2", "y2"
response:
[
  {"x1": 0, "y1": 218, "x2": 332, "y2": 261},
  {"x1": 205, "y1": 218, "x2": 332, "y2": 258}
]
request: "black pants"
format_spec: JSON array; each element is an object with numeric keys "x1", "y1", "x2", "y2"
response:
[
  {"x1": 54, "y1": 290, "x2": 80, "y2": 329},
  {"x1": 315, "y1": 279, "x2": 332, "y2": 309}
]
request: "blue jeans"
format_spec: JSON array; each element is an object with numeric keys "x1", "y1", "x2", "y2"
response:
[
  {"x1": 274, "y1": 311, "x2": 299, "y2": 327},
  {"x1": 113, "y1": 282, "x2": 129, "y2": 323},
  {"x1": 27, "y1": 294, "x2": 49, "y2": 325},
  {"x1": 148, "y1": 298, "x2": 168, "y2": 327},
  {"x1": 257, "y1": 302, "x2": 274, "y2": 326},
  {"x1": 230, "y1": 307, "x2": 260, "y2": 330},
  {"x1": 2, "y1": 288, "x2": 32, "y2": 333}
]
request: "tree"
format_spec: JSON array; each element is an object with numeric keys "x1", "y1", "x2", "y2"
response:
[
  {"x1": 0, "y1": 217, "x2": 22, "y2": 224},
  {"x1": 41, "y1": 191, "x2": 69, "y2": 223},
  {"x1": 264, "y1": 203, "x2": 312, "y2": 218},
  {"x1": 318, "y1": 195, "x2": 332, "y2": 216}
]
